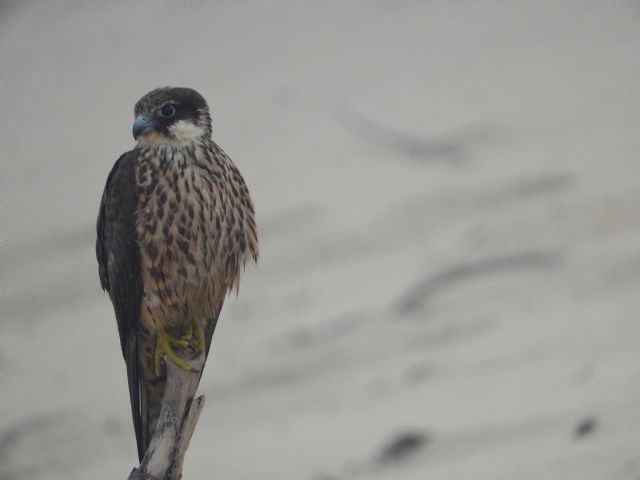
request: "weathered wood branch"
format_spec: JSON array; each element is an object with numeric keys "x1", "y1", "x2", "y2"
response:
[{"x1": 127, "y1": 350, "x2": 206, "y2": 480}]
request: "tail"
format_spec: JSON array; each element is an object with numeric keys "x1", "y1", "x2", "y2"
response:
[
  {"x1": 139, "y1": 372, "x2": 165, "y2": 461},
  {"x1": 137, "y1": 330, "x2": 165, "y2": 462},
  {"x1": 123, "y1": 336, "x2": 145, "y2": 462}
]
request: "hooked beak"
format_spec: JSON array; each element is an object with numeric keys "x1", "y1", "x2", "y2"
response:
[{"x1": 132, "y1": 114, "x2": 155, "y2": 140}]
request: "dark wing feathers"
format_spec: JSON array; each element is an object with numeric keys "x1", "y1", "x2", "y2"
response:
[{"x1": 96, "y1": 150, "x2": 145, "y2": 460}]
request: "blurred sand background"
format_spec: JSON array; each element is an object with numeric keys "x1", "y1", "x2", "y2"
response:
[{"x1": 2, "y1": 2, "x2": 640, "y2": 479}]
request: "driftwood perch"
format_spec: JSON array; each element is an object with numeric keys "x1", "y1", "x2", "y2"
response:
[{"x1": 127, "y1": 350, "x2": 206, "y2": 480}]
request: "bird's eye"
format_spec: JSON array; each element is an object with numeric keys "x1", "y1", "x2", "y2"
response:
[{"x1": 158, "y1": 104, "x2": 176, "y2": 118}]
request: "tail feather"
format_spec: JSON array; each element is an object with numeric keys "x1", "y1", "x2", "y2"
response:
[
  {"x1": 124, "y1": 336, "x2": 144, "y2": 461},
  {"x1": 139, "y1": 375, "x2": 163, "y2": 461},
  {"x1": 137, "y1": 332, "x2": 164, "y2": 461}
]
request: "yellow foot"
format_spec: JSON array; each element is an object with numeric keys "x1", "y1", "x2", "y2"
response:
[{"x1": 154, "y1": 330, "x2": 199, "y2": 376}]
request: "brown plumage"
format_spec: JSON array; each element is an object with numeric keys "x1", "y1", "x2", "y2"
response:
[{"x1": 97, "y1": 87, "x2": 258, "y2": 460}]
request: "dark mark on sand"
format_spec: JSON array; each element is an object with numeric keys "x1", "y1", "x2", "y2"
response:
[
  {"x1": 574, "y1": 417, "x2": 597, "y2": 439},
  {"x1": 377, "y1": 431, "x2": 429, "y2": 465},
  {"x1": 395, "y1": 251, "x2": 563, "y2": 315}
]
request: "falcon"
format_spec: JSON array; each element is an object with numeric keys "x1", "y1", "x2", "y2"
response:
[{"x1": 96, "y1": 87, "x2": 258, "y2": 460}]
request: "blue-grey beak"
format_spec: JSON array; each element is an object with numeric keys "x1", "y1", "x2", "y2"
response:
[{"x1": 132, "y1": 114, "x2": 155, "y2": 140}]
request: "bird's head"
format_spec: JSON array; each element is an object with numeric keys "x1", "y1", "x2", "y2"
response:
[{"x1": 132, "y1": 87, "x2": 212, "y2": 146}]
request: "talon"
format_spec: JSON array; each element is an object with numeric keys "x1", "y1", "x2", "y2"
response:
[{"x1": 154, "y1": 330, "x2": 197, "y2": 376}]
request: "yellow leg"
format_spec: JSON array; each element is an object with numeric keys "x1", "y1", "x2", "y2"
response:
[
  {"x1": 193, "y1": 321, "x2": 206, "y2": 352},
  {"x1": 154, "y1": 329, "x2": 197, "y2": 376}
]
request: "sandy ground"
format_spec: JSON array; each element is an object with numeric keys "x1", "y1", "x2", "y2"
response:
[{"x1": 1, "y1": 2, "x2": 640, "y2": 479}]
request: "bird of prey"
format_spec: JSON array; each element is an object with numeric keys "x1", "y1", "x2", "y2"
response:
[{"x1": 96, "y1": 87, "x2": 258, "y2": 461}]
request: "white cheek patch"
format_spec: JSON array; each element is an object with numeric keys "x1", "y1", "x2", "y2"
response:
[
  {"x1": 139, "y1": 131, "x2": 174, "y2": 146},
  {"x1": 168, "y1": 120, "x2": 205, "y2": 144}
]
